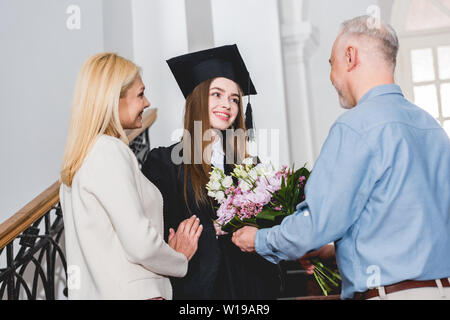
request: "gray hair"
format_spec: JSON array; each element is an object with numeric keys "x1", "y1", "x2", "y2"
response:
[{"x1": 339, "y1": 15, "x2": 399, "y2": 69}]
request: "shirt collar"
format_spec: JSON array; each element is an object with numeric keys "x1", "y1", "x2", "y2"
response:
[
  {"x1": 212, "y1": 136, "x2": 224, "y2": 155},
  {"x1": 357, "y1": 84, "x2": 403, "y2": 106}
]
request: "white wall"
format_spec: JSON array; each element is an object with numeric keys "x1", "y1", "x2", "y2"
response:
[
  {"x1": 131, "y1": 0, "x2": 189, "y2": 150},
  {"x1": 0, "y1": 0, "x2": 104, "y2": 224},
  {"x1": 211, "y1": 0, "x2": 291, "y2": 168},
  {"x1": 102, "y1": 0, "x2": 134, "y2": 60},
  {"x1": 303, "y1": 0, "x2": 389, "y2": 158},
  {"x1": 0, "y1": 0, "x2": 106, "y2": 300}
]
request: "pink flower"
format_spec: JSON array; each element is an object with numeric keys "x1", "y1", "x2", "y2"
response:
[
  {"x1": 216, "y1": 201, "x2": 237, "y2": 225},
  {"x1": 238, "y1": 201, "x2": 263, "y2": 219}
]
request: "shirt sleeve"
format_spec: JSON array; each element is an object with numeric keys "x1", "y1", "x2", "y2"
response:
[
  {"x1": 255, "y1": 122, "x2": 379, "y2": 264},
  {"x1": 82, "y1": 139, "x2": 188, "y2": 277}
]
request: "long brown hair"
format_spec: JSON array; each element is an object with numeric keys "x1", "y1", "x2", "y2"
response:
[{"x1": 183, "y1": 78, "x2": 247, "y2": 207}]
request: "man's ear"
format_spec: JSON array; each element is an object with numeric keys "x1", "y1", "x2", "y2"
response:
[{"x1": 345, "y1": 46, "x2": 358, "y2": 72}]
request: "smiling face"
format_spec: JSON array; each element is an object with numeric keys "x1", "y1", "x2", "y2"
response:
[
  {"x1": 118, "y1": 75, "x2": 150, "y2": 129},
  {"x1": 208, "y1": 77, "x2": 241, "y2": 130}
]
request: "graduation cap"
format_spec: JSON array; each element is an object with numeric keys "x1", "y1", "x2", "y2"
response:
[{"x1": 166, "y1": 44, "x2": 256, "y2": 139}]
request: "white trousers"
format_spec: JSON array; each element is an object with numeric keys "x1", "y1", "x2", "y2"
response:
[{"x1": 368, "y1": 279, "x2": 450, "y2": 300}]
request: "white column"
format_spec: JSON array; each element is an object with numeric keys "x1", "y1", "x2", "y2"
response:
[
  {"x1": 185, "y1": 0, "x2": 215, "y2": 52},
  {"x1": 278, "y1": 0, "x2": 317, "y2": 169}
]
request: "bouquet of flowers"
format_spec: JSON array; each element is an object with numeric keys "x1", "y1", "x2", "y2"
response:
[{"x1": 206, "y1": 158, "x2": 341, "y2": 296}]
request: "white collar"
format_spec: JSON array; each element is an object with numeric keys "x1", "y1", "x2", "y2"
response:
[
  {"x1": 211, "y1": 137, "x2": 224, "y2": 171},
  {"x1": 212, "y1": 137, "x2": 224, "y2": 155}
]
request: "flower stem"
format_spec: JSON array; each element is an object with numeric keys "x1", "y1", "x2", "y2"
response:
[
  {"x1": 311, "y1": 258, "x2": 341, "y2": 281},
  {"x1": 314, "y1": 265, "x2": 339, "y2": 287},
  {"x1": 313, "y1": 270, "x2": 329, "y2": 296},
  {"x1": 310, "y1": 258, "x2": 341, "y2": 296}
]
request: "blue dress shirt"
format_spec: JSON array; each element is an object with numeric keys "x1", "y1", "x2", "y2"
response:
[{"x1": 255, "y1": 84, "x2": 450, "y2": 299}]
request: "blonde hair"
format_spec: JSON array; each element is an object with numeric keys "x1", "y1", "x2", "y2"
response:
[{"x1": 60, "y1": 53, "x2": 141, "y2": 186}]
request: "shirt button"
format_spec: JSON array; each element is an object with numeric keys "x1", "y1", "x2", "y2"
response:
[{"x1": 303, "y1": 210, "x2": 310, "y2": 217}]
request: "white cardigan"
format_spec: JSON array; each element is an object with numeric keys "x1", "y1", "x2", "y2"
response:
[{"x1": 60, "y1": 134, "x2": 188, "y2": 300}]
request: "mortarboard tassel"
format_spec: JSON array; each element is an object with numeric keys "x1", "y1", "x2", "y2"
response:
[
  {"x1": 245, "y1": 100, "x2": 255, "y2": 141},
  {"x1": 245, "y1": 74, "x2": 255, "y2": 141}
]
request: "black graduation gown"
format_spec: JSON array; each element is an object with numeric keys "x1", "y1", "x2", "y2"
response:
[{"x1": 141, "y1": 142, "x2": 280, "y2": 300}]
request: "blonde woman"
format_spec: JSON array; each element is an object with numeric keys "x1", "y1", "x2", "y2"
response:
[{"x1": 59, "y1": 53, "x2": 202, "y2": 300}]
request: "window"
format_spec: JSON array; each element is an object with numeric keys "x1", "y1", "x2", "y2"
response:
[{"x1": 393, "y1": 0, "x2": 450, "y2": 136}]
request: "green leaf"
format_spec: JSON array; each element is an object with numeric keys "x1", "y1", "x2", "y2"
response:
[
  {"x1": 255, "y1": 208, "x2": 287, "y2": 228},
  {"x1": 271, "y1": 194, "x2": 285, "y2": 204},
  {"x1": 256, "y1": 208, "x2": 285, "y2": 221},
  {"x1": 221, "y1": 216, "x2": 243, "y2": 233}
]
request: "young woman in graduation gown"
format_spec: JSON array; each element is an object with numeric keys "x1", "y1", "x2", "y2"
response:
[{"x1": 141, "y1": 45, "x2": 280, "y2": 300}]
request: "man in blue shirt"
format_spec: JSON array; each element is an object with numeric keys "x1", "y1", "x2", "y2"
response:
[{"x1": 232, "y1": 15, "x2": 450, "y2": 299}]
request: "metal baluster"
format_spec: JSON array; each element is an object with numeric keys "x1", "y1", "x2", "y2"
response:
[
  {"x1": 0, "y1": 131, "x2": 151, "y2": 300},
  {"x1": 6, "y1": 243, "x2": 14, "y2": 300}
]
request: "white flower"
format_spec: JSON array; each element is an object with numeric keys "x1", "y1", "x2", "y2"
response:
[
  {"x1": 248, "y1": 168, "x2": 258, "y2": 180},
  {"x1": 234, "y1": 167, "x2": 248, "y2": 179},
  {"x1": 215, "y1": 191, "x2": 225, "y2": 203},
  {"x1": 222, "y1": 176, "x2": 233, "y2": 188},
  {"x1": 242, "y1": 157, "x2": 255, "y2": 166},
  {"x1": 211, "y1": 181, "x2": 221, "y2": 191},
  {"x1": 210, "y1": 168, "x2": 223, "y2": 180},
  {"x1": 240, "y1": 180, "x2": 251, "y2": 192},
  {"x1": 207, "y1": 190, "x2": 216, "y2": 198},
  {"x1": 255, "y1": 163, "x2": 275, "y2": 177}
]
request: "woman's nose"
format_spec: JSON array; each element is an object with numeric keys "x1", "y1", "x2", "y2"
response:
[{"x1": 222, "y1": 97, "x2": 231, "y2": 109}]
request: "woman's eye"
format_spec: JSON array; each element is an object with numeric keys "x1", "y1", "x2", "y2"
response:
[
  {"x1": 232, "y1": 98, "x2": 240, "y2": 104},
  {"x1": 211, "y1": 92, "x2": 220, "y2": 97},
  {"x1": 138, "y1": 92, "x2": 144, "y2": 98}
]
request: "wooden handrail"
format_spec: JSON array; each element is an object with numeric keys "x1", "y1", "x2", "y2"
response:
[
  {"x1": 0, "y1": 108, "x2": 157, "y2": 250},
  {"x1": 294, "y1": 294, "x2": 340, "y2": 300}
]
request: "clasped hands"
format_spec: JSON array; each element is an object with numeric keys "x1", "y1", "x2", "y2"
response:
[{"x1": 168, "y1": 215, "x2": 203, "y2": 260}]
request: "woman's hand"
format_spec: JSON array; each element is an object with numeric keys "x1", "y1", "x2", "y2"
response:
[{"x1": 168, "y1": 215, "x2": 203, "y2": 261}]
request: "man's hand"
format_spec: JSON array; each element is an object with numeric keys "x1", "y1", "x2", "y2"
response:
[
  {"x1": 298, "y1": 243, "x2": 335, "y2": 274},
  {"x1": 231, "y1": 226, "x2": 257, "y2": 252}
]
